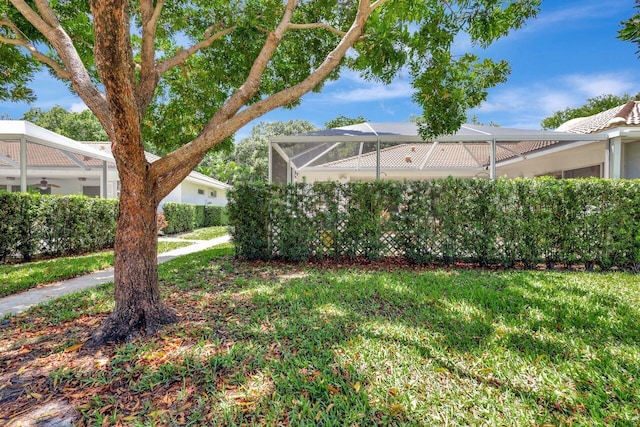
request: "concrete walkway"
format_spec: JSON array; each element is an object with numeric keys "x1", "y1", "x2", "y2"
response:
[{"x1": 0, "y1": 235, "x2": 231, "y2": 318}]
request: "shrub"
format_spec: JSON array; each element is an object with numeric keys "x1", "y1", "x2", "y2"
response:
[
  {"x1": 0, "y1": 192, "x2": 40, "y2": 261},
  {"x1": 0, "y1": 192, "x2": 118, "y2": 261},
  {"x1": 228, "y1": 183, "x2": 270, "y2": 260},
  {"x1": 229, "y1": 179, "x2": 640, "y2": 269},
  {"x1": 203, "y1": 206, "x2": 228, "y2": 226},
  {"x1": 194, "y1": 205, "x2": 206, "y2": 229},
  {"x1": 162, "y1": 202, "x2": 196, "y2": 234}
]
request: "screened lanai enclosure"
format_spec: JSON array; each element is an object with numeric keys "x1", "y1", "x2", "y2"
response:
[
  {"x1": 0, "y1": 121, "x2": 117, "y2": 198},
  {"x1": 269, "y1": 122, "x2": 609, "y2": 183}
]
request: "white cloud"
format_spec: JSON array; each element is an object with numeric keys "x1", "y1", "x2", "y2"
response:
[
  {"x1": 330, "y1": 80, "x2": 413, "y2": 102},
  {"x1": 562, "y1": 73, "x2": 636, "y2": 99},
  {"x1": 472, "y1": 71, "x2": 636, "y2": 128},
  {"x1": 69, "y1": 102, "x2": 89, "y2": 113}
]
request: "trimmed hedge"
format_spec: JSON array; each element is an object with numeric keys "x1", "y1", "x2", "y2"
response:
[
  {"x1": 228, "y1": 178, "x2": 640, "y2": 269},
  {"x1": 162, "y1": 202, "x2": 196, "y2": 234},
  {"x1": 0, "y1": 192, "x2": 118, "y2": 262},
  {"x1": 162, "y1": 203, "x2": 228, "y2": 234},
  {"x1": 204, "y1": 206, "x2": 228, "y2": 227}
]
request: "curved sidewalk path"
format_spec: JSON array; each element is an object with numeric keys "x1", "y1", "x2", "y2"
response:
[{"x1": 0, "y1": 235, "x2": 231, "y2": 318}]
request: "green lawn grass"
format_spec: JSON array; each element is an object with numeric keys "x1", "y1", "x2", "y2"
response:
[
  {"x1": 2, "y1": 245, "x2": 639, "y2": 425},
  {"x1": 157, "y1": 240, "x2": 192, "y2": 253},
  {"x1": 175, "y1": 226, "x2": 229, "y2": 240},
  {"x1": 0, "y1": 240, "x2": 191, "y2": 298}
]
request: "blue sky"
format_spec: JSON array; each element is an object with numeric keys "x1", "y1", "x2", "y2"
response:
[{"x1": 1, "y1": 0, "x2": 638, "y2": 141}]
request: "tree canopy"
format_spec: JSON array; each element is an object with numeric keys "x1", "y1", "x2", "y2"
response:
[
  {"x1": 324, "y1": 114, "x2": 369, "y2": 129},
  {"x1": 200, "y1": 119, "x2": 317, "y2": 184},
  {"x1": 619, "y1": 1, "x2": 640, "y2": 57},
  {"x1": 0, "y1": 0, "x2": 541, "y2": 345},
  {"x1": 21, "y1": 106, "x2": 109, "y2": 141},
  {"x1": 540, "y1": 93, "x2": 639, "y2": 130}
]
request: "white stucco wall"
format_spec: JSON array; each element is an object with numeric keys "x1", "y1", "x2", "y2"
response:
[
  {"x1": 495, "y1": 141, "x2": 607, "y2": 178},
  {"x1": 173, "y1": 180, "x2": 227, "y2": 206},
  {"x1": 623, "y1": 139, "x2": 640, "y2": 179}
]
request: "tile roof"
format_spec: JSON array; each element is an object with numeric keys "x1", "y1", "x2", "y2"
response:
[
  {"x1": 1, "y1": 137, "x2": 230, "y2": 190},
  {"x1": 556, "y1": 101, "x2": 640, "y2": 134},
  {"x1": 0, "y1": 140, "x2": 107, "y2": 169},
  {"x1": 316, "y1": 140, "x2": 565, "y2": 170}
]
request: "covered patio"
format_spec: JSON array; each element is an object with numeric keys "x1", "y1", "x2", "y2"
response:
[
  {"x1": 0, "y1": 121, "x2": 117, "y2": 198},
  {"x1": 269, "y1": 122, "x2": 609, "y2": 183}
]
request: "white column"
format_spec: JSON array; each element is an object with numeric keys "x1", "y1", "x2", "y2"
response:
[
  {"x1": 20, "y1": 136, "x2": 27, "y2": 192},
  {"x1": 268, "y1": 141, "x2": 273, "y2": 183},
  {"x1": 604, "y1": 139, "x2": 610, "y2": 178},
  {"x1": 609, "y1": 137, "x2": 622, "y2": 179},
  {"x1": 101, "y1": 161, "x2": 108, "y2": 198}
]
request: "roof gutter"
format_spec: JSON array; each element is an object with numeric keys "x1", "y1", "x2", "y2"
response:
[{"x1": 271, "y1": 132, "x2": 607, "y2": 144}]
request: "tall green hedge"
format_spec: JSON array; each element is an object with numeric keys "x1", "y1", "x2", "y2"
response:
[
  {"x1": 162, "y1": 203, "x2": 228, "y2": 234},
  {"x1": 162, "y1": 202, "x2": 196, "y2": 234},
  {"x1": 204, "y1": 206, "x2": 228, "y2": 227},
  {"x1": 228, "y1": 178, "x2": 640, "y2": 269},
  {"x1": 0, "y1": 192, "x2": 118, "y2": 262}
]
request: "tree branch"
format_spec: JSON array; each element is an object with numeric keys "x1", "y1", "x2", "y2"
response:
[
  {"x1": 286, "y1": 22, "x2": 348, "y2": 37},
  {"x1": 155, "y1": 24, "x2": 235, "y2": 75},
  {"x1": 9, "y1": 0, "x2": 112, "y2": 133},
  {"x1": 34, "y1": 0, "x2": 61, "y2": 27},
  {"x1": 137, "y1": 0, "x2": 165, "y2": 113},
  {"x1": 151, "y1": 0, "x2": 302, "y2": 196},
  {"x1": 0, "y1": 18, "x2": 70, "y2": 79},
  {"x1": 151, "y1": 0, "x2": 389, "y2": 197}
]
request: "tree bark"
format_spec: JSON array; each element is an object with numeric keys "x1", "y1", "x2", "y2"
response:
[
  {"x1": 85, "y1": 173, "x2": 178, "y2": 347},
  {"x1": 83, "y1": 0, "x2": 178, "y2": 347}
]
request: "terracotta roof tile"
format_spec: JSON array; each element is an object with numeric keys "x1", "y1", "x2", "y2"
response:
[
  {"x1": 0, "y1": 140, "x2": 106, "y2": 169},
  {"x1": 317, "y1": 140, "x2": 566, "y2": 170},
  {"x1": 556, "y1": 101, "x2": 640, "y2": 134}
]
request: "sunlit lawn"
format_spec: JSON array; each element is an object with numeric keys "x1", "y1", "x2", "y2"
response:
[
  {"x1": 174, "y1": 226, "x2": 230, "y2": 240},
  {"x1": 1, "y1": 244, "x2": 639, "y2": 425},
  {"x1": 0, "y1": 240, "x2": 191, "y2": 298}
]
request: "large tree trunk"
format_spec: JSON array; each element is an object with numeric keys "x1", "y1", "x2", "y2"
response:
[
  {"x1": 86, "y1": 176, "x2": 178, "y2": 347},
  {"x1": 81, "y1": 0, "x2": 179, "y2": 347}
]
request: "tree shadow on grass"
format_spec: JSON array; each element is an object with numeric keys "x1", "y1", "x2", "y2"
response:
[
  {"x1": 240, "y1": 266, "x2": 640, "y2": 424},
  {"x1": 1, "y1": 255, "x2": 639, "y2": 425}
]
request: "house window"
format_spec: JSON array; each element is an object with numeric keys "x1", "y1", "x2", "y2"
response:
[
  {"x1": 537, "y1": 165, "x2": 602, "y2": 180},
  {"x1": 198, "y1": 189, "x2": 205, "y2": 195},
  {"x1": 83, "y1": 186, "x2": 101, "y2": 197},
  {"x1": 11, "y1": 185, "x2": 21, "y2": 192},
  {"x1": 210, "y1": 190, "x2": 217, "y2": 198},
  {"x1": 563, "y1": 164, "x2": 601, "y2": 179},
  {"x1": 0, "y1": 185, "x2": 6, "y2": 191}
]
